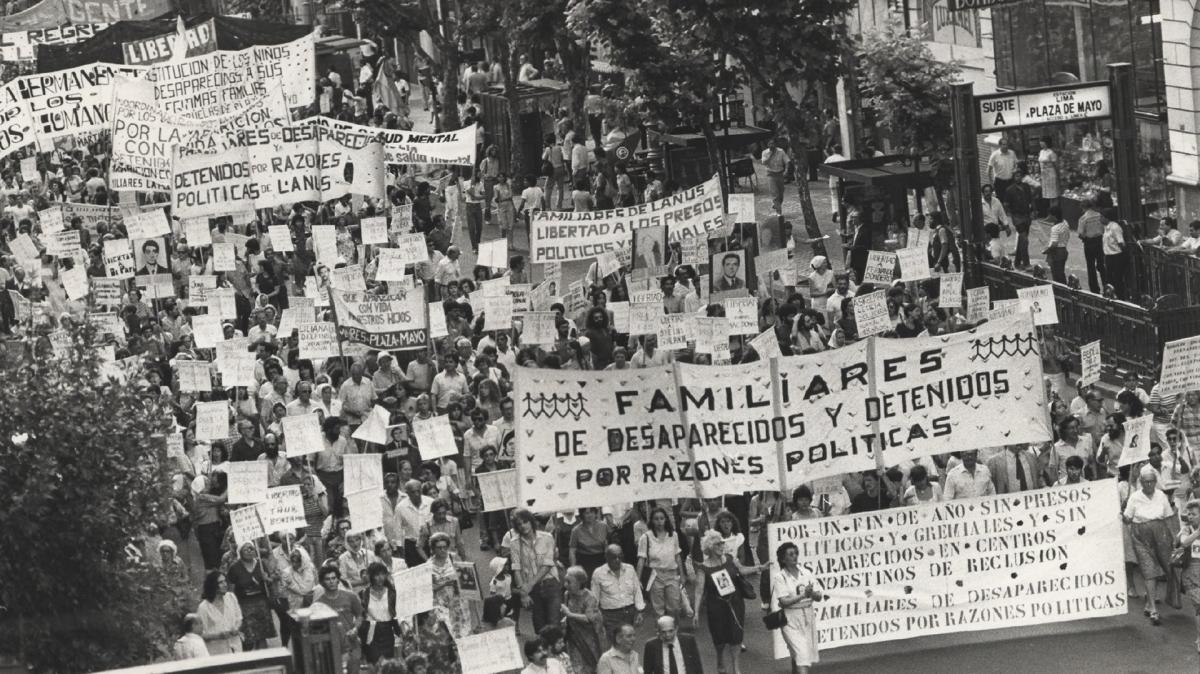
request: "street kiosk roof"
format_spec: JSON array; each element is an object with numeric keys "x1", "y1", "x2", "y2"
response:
[{"x1": 818, "y1": 155, "x2": 935, "y2": 189}]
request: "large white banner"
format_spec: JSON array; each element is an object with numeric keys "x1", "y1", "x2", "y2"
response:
[
  {"x1": 110, "y1": 74, "x2": 206, "y2": 192},
  {"x1": 171, "y1": 145, "x2": 258, "y2": 219},
  {"x1": 331, "y1": 288, "x2": 429, "y2": 352},
  {"x1": 0, "y1": 62, "x2": 145, "y2": 159},
  {"x1": 767, "y1": 481, "x2": 1126, "y2": 651},
  {"x1": 529, "y1": 175, "x2": 724, "y2": 263},
  {"x1": 515, "y1": 314, "x2": 1051, "y2": 512},
  {"x1": 306, "y1": 115, "x2": 477, "y2": 166}
]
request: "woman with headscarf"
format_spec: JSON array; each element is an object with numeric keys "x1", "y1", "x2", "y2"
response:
[
  {"x1": 807, "y1": 255, "x2": 835, "y2": 312},
  {"x1": 316, "y1": 382, "x2": 344, "y2": 419},
  {"x1": 226, "y1": 542, "x2": 277, "y2": 649},
  {"x1": 1124, "y1": 464, "x2": 1181, "y2": 625}
]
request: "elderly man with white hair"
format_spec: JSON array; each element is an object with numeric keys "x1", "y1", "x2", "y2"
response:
[{"x1": 1123, "y1": 464, "x2": 1180, "y2": 625}]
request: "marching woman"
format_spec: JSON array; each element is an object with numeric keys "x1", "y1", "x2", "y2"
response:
[{"x1": 771, "y1": 542, "x2": 823, "y2": 674}]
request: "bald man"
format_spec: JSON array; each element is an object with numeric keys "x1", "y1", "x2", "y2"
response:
[
  {"x1": 591, "y1": 544, "x2": 644, "y2": 643},
  {"x1": 644, "y1": 616, "x2": 704, "y2": 674}
]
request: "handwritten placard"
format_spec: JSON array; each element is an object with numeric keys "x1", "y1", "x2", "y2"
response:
[
  {"x1": 227, "y1": 461, "x2": 269, "y2": 504},
  {"x1": 476, "y1": 469, "x2": 518, "y2": 512},
  {"x1": 411, "y1": 415, "x2": 458, "y2": 460},
  {"x1": 262, "y1": 485, "x2": 306, "y2": 533}
]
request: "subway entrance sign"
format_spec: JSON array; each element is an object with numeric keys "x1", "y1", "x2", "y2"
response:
[{"x1": 976, "y1": 82, "x2": 1112, "y2": 132}]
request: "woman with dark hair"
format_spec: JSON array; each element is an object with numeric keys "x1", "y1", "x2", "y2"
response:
[
  {"x1": 197, "y1": 570, "x2": 243, "y2": 654},
  {"x1": 771, "y1": 542, "x2": 822, "y2": 673},
  {"x1": 358, "y1": 561, "x2": 400, "y2": 665},
  {"x1": 637, "y1": 506, "x2": 688, "y2": 620},
  {"x1": 226, "y1": 542, "x2": 277, "y2": 649},
  {"x1": 583, "y1": 307, "x2": 614, "y2": 369},
  {"x1": 569, "y1": 507, "x2": 612, "y2": 578},
  {"x1": 195, "y1": 471, "x2": 229, "y2": 572}
]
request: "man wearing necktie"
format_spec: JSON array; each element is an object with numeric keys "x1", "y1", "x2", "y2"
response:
[
  {"x1": 987, "y1": 445, "x2": 1044, "y2": 494},
  {"x1": 643, "y1": 616, "x2": 704, "y2": 674}
]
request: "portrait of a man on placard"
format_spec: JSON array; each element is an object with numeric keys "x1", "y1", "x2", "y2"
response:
[{"x1": 710, "y1": 250, "x2": 746, "y2": 292}]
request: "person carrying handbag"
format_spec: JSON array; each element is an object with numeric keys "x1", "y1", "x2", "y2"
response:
[
  {"x1": 693, "y1": 530, "x2": 766, "y2": 674},
  {"x1": 770, "y1": 541, "x2": 823, "y2": 673}
]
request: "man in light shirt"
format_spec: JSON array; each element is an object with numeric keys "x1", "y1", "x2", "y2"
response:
[
  {"x1": 592, "y1": 544, "x2": 645, "y2": 643},
  {"x1": 1076, "y1": 197, "x2": 1106, "y2": 293},
  {"x1": 987, "y1": 137, "x2": 1018, "y2": 199},
  {"x1": 1169, "y1": 220, "x2": 1200, "y2": 255},
  {"x1": 597, "y1": 624, "x2": 641, "y2": 674},
  {"x1": 943, "y1": 450, "x2": 996, "y2": 500},
  {"x1": 434, "y1": 245, "x2": 464, "y2": 290},
  {"x1": 981, "y1": 184, "x2": 1009, "y2": 231},
  {"x1": 569, "y1": 136, "x2": 590, "y2": 186},
  {"x1": 337, "y1": 362, "x2": 375, "y2": 428},
  {"x1": 761, "y1": 137, "x2": 789, "y2": 215}
]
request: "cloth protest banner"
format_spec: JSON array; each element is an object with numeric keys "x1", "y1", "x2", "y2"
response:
[
  {"x1": 245, "y1": 122, "x2": 385, "y2": 206},
  {"x1": 516, "y1": 314, "x2": 1050, "y2": 510},
  {"x1": 226, "y1": 461, "x2": 268, "y2": 504},
  {"x1": 103, "y1": 238, "x2": 135, "y2": 279},
  {"x1": 939, "y1": 273, "x2": 963, "y2": 309},
  {"x1": 723, "y1": 297, "x2": 758, "y2": 336},
  {"x1": 966, "y1": 286, "x2": 990, "y2": 323},
  {"x1": 330, "y1": 288, "x2": 428, "y2": 352},
  {"x1": 1118, "y1": 415, "x2": 1154, "y2": 467},
  {"x1": 230, "y1": 505, "x2": 266, "y2": 549},
  {"x1": 360, "y1": 216, "x2": 388, "y2": 245},
  {"x1": 63, "y1": 0, "x2": 173, "y2": 25},
  {"x1": 862, "y1": 250, "x2": 897, "y2": 285},
  {"x1": 456, "y1": 626, "x2": 524, "y2": 674},
  {"x1": 0, "y1": 23, "x2": 106, "y2": 62},
  {"x1": 1017, "y1": 285, "x2": 1059, "y2": 326},
  {"x1": 124, "y1": 208, "x2": 171, "y2": 240},
  {"x1": 176, "y1": 360, "x2": 211, "y2": 392},
  {"x1": 60, "y1": 266, "x2": 88, "y2": 301},
  {"x1": 261, "y1": 224, "x2": 293, "y2": 252},
  {"x1": 346, "y1": 488, "x2": 384, "y2": 534},
  {"x1": 110, "y1": 74, "x2": 203, "y2": 192},
  {"x1": 194, "y1": 400, "x2": 229, "y2": 441},
  {"x1": 1157, "y1": 335, "x2": 1200, "y2": 395},
  {"x1": 478, "y1": 238, "x2": 508, "y2": 270},
  {"x1": 122, "y1": 17, "x2": 217, "y2": 65},
  {"x1": 530, "y1": 175, "x2": 724, "y2": 263},
  {"x1": 392, "y1": 564, "x2": 435, "y2": 618},
  {"x1": 411, "y1": 415, "x2": 458, "y2": 460},
  {"x1": 298, "y1": 321, "x2": 339, "y2": 359},
  {"x1": 767, "y1": 481, "x2": 1125, "y2": 652},
  {"x1": 306, "y1": 115, "x2": 476, "y2": 166},
  {"x1": 280, "y1": 413, "x2": 323, "y2": 457},
  {"x1": 0, "y1": 62, "x2": 145, "y2": 160},
  {"x1": 172, "y1": 145, "x2": 258, "y2": 219},
  {"x1": 262, "y1": 485, "x2": 306, "y2": 534},
  {"x1": 183, "y1": 218, "x2": 212, "y2": 247},
  {"x1": 853, "y1": 291, "x2": 891, "y2": 338},
  {"x1": 344, "y1": 453, "x2": 384, "y2": 495},
  {"x1": 1079, "y1": 340, "x2": 1102, "y2": 387},
  {"x1": 476, "y1": 469, "x2": 518, "y2": 512},
  {"x1": 896, "y1": 246, "x2": 931, "y2": 282}
]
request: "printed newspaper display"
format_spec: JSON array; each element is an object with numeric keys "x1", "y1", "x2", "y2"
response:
[
  {"x1": 767, "y1": 481, "x2": 1125, "y2": 651},
  {"x1": 530, "y1": 175, "x2": 724, "y2": 262},
  {"x1": 516, "y1": 314, "x2": 1050, "y2": 511}
]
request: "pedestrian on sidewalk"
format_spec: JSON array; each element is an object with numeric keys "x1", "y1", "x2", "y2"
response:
[{"x1": 761, "y1": 137, "x2": 789, "y2": 216}]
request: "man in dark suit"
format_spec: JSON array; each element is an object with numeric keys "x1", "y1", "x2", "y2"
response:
[
  {"x1": 136, "y1": 239, "x2": 169, "y2": 276},
  {"x1": 643, "y1": 616, "x2": 703, "y2": 674},
  {"x1": 713, "y1": 253, "x2": 745, "y2": 292}
]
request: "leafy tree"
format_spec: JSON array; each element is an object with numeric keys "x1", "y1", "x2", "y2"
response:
[
  {"x1": 569, "y1": 0, "x2": 855, "y2": 257},
  {"x1": 0, "y1": 326, "x2": 187, "y2": 672},
  {"x1": 568, "y1": 0, "x2": 736, "y2": 187}
]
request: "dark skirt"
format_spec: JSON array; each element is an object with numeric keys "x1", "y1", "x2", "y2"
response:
[
  {"x1": 361, "y1": 620, "x2": 397, "y2": 663},
  {"x1": 240, "y1": 594, "x2": 278, "y2": 646}
]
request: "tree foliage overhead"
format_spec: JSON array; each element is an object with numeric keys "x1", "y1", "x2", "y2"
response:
[
  {"x1": 857, "y1": 21, "x2": 961, "y2": 157},
  {"x1": 0, "y1": 327, "x2": 186, "y2": 673}
]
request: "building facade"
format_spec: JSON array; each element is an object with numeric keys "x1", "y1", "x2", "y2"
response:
[{"x1": 852, "y1": 0, "x2": 1196, "y2": 224}]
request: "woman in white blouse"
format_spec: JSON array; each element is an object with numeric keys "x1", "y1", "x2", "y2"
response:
[
  {"x1": 636, "y1": 507, "x2": 689, "y2": 620},
  {"x1": 1124, "y1": 465, "x2": 1180, "y2": 625},
  {"x1": 196, "y1": 570, "x2": 243, "y2": 654},
  {"x1": 771, "y1": 542, "x2": 822, "y2": 673}
]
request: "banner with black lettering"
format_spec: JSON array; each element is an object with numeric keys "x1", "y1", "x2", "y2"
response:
[
  {"x1": 529, "y1": 175, "x2": 724, "y2": 263},
  {"x1": 767, "y1": 481, "x2": 1126, "y2": 651},
  {"x1": 516, "y1": 314, "x2": 1052, "y2": 511},
  {"x1": 0, "y1": 23, "x2": 106, "y2": 62},
  {"x1": 305, "y1": 115, "x2": 477, "y2": 166},
  {"x1": 171, "y1": 146, "x2": 258, "y2": 219},
  {"x1": 111, "y1": 74, "x2": 206, "y2": 192},
  {"x1": 330, "y1": 288, "x2": 428, "y2": 352},
  {"x1": 122, "y1": 18, "x2": 217, "y2": 65},
  {"x1": 0, "y1": 62, "x2": 145, "y2": 159},
  {"x1": 299, "y1": 118, "x2": 386, "y2": 202}
]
